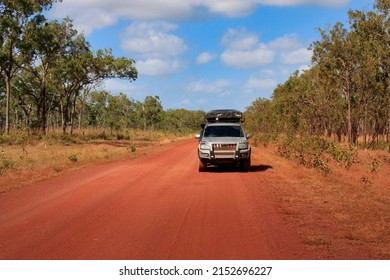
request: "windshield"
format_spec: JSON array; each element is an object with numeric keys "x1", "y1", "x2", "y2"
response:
[{"x1": 204, "y1": 125, "x2": 244, "y2": 138}]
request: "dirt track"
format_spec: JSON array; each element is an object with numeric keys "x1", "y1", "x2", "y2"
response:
[{"x1": 0, "y1": 139, "x2": 379, "y2": 260}]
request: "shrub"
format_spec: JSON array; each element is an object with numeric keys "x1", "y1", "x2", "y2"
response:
[
  {"x1": 0, "y1": 154, "x2": 16, "y2": 174},
  {"x1": 368, "y1": 158, "x2": 382, "y2": 173},
  {"x1": 128, "y1": 144, "x2": 136, "y2": 153},
  {"x1": 68, "y1": 154, "x2": 78, "y2": 162},
  {"x1": 327, "y1": 143, "x2": 358, "y2": 169},
  {"x1": 276, "y1": 136, "x2": 357, "y2": 175}
]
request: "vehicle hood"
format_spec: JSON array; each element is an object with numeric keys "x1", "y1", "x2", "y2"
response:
[{"x1": 202, "y1": 137, "x2": 247, "y2": 143}]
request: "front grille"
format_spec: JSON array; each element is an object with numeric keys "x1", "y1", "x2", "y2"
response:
[{"x1": 212, "y1": 144, "x2": 236, "y2": 151}]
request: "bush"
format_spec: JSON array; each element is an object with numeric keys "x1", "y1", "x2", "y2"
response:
[
  {"x1": 252, "y1": 132, "x2": 278, "y2": 148},
  {"x1": 68, "y1": 154, "x2": 78, "y2": 162},
  {"x1": 276, "y1": 136, "x2": 357, "y2": 175},
  {"x1": 128, "y1": 144, "x2": 136, "y2": 153},
  {"x1": 0, "y1": 154, "x2": 16, "y2": 174},
  {"x1": 327, "y1": 142, "x2": 358, "y2": 169}
]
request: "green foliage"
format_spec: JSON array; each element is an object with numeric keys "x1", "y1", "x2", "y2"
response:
[
  {"x1": 326, "y1": 142, "x2": 358, "y2": 169},
  {"x1": 276, "y1": 136, "x2": 358, "y2": 175},
  {"x1": 276, "y1": 136, "x2": 331, "y2": 175},
  {"x1": 0, "y1": 1, "x2": 137, "y2": 135},
  {"x1": 367, "y1": 158, "x2": 382, "y2": 173},
  {"x1": 0, "y1": 0, "x2": 61, "y2": 134},
  {"x1": 129, "y1": 144, "x2": 136, "y2": 153},
  {"x1": 245, "y1": 0, "x2": 390, "y2": 151},
  {"x1": 0, "y1": 2, "x2": 216, "y2": 137},
  {"x1": 252, "y1": 133, "x2": 278, "y2": 148},
  {"x1": 14, "y1": 136, "x2": 28, "y2": 145},
  {"x1": 68, "y1": 154, "x2": 78, "y2": 162},
  {"x1": 142, "y1": 96, "x2": 163, "y2": 130},
  {"x1": 162, "y1": 109, "x2": 206, "y2": 133},
  {"x1": 0, "y1": 153, "x2": 16, "y2": 174}
]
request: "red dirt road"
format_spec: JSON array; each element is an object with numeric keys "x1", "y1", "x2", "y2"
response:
[{"x1": 0, "y1": 140, "x2": 313, "y2": 260}]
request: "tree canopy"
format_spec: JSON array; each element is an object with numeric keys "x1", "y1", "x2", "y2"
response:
[
  {"x1": 0, "y1": 0, "x2": 206, "y2": 135},
  {"x1": 245, "y1": 0, "x2": 390, "y2": 150}
]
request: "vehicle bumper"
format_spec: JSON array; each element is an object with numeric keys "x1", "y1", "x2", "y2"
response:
[{"x1": 198, "y1": 148, "x2": 250, "y2": 164}]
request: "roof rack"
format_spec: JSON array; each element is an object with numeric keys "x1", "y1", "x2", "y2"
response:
[{"x1": 206, "y1": 109, "x2": 244, "y2": 123}]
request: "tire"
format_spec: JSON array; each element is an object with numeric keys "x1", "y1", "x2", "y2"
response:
[
  {"x1": 241, "y1": 157, "x2": 251, "y2": 172},
  {"x1": 198, "y1": 160, "x2": 207, "y2": 172}
]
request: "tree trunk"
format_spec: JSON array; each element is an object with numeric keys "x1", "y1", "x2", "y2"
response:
[
  {"x1": 5, "y1": 75, "x2": 11, "y2": 134},
  {"x1": 346, "y1": 89, "x2": 352, "y2": 144},
  {"x1": 62, "y1": 98, "x2": 69, "y2": 135},
  {"x1": 383, "y1": 73, "x2": 390, "y2": 152},
  {"x1": 70, "y1": 94, "x2": 77, "y2": 136},
  {"x1": 38, "y1": 88, "x2": 47, "y2": 135}
]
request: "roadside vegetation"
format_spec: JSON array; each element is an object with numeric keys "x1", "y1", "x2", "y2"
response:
[
  {"x1": 245, "y1": 0, "x2": 390, "y2": 174},
  {"x1": 244, "y1": 1, "x2": 390, "y2": 257},
  {"x1": 0, "y1": 128, "x2": 197, "y2": 193},
  {"x1": 0, "y1": 1, "x2": 206, "y2": 192}
]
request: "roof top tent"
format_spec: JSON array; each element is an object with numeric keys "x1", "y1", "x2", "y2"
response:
[{"x1": 206, "y1": 109, "x2": 244, "y2": 123}]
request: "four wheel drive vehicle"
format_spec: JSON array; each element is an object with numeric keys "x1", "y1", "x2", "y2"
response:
[{"x1": 195, "y1": 109, "x2": 252, "y2": 172}]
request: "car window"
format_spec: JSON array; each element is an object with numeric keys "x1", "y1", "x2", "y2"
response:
[{"x1": 204, "y1": 126, "x2": 244, "y2": 137}]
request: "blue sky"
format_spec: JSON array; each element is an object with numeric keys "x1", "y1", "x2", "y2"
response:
[{"x1": 49, "y1": 0, "x2": 375, "y2": 112}]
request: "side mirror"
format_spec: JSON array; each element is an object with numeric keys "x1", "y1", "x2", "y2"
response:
[
  {"x1": 247, "y1": 133, "x2": 253, "y2": 139},
  {"x1": 195, "y1": 134, "x2": 201, "y2": 139}
]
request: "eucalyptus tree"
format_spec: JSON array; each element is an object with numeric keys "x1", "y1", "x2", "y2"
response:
[
  {"x1": 18, "y1": 18, "x2": 73, "y2": 133},
  {"x1": 271, "y1": 71, "x2": 309, "y2": 134},
  {"x1": 162, "y1": 109, "x2": 206, "y2": 133},
  {"x1": 0, "y1": 74, "x2": 4, "y2": 128},
  {"x1": 348, "y1": 8, "x2": 388, "y2": 146},
  {"x1": 244, "y1": 98, "x2": 273, "y2": 135},
  {"x1": 50, "y1": 23, "x2": 137, "y2": 134},
  {"x1": 373, "y1": 0, "x2": 390, "y2": 150},
  {"x1": 85, "y1": 90, "x2": 110, "y2": 128},
  {"x1": 142, "y1": 96, "x2": 163, "y2": 130},
  {"x1": 106, "y1": 92, "x2": 137, "y2": 132},
  {"x1": 245, "y1": 0, "x2": 390, "y2": 148},
  {"x1": 312, "y1": 22, "x2": 357, "y2": 143},
  {"x1": 0, "y1": 0, "x2": 59, "y2": 134}
]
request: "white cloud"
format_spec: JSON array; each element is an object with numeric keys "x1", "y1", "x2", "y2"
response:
[
  {"x1": 136, "y1": 59, "x2": 185, "y2": 76},
  {"x1": 268, "y1": 34, "x2": 302, "y2": 49},
  {"x1": 260, "y1": 69, "x2": 275, "y2": 76},
  {"x1": 221, "y1": 28, "x2": 259, "y2": 50},
  {"x1": 61, "y1": 9, "x2": 117, "y2": 35},
  {"x1": 202, "y1": 0, "x2": 258, "y2": 17},
  {"x1": 245, "y1": 77, "x2": 278, "y2": 91},
  {"x1": 220, "y1": 28, "x2": 275, "y2": 68},
  {"x1": 281, "y1": 48, "x2": 312, "y2": 64},
  {"x1": 219, "y1": 27, "x2": 313, "y2": 68},
  {"x1": 188, "y1": 79, "x2": 231, "y2": 93},
  {"x1": 196, "y1": 52, "x2": 215, "y2": 64},
  {"x1": 103, "y1": 79, "x2": 135, "y2": 93},
  {"x1": 121, "y1": 22, "x2": 187, "y2": 58},
  {"x1": 50, "y1": 0, "x2": 349, "y2": 34},
  {"x1": 50, "y1": 1, "x2": 193, "y2": 34},
  {"x1": 257, "y1": 0, "x2": 349, "y2": 7},
  {"x1": 119, "y1": 22, "x2": 188, "y2": 76},
  {"x1": 221, "y1": 46, "x2": 275, "y2": 68}
]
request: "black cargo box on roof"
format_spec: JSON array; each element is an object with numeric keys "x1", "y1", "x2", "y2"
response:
[{"x1": 206, "y1": 109, "x2": 244, "y2": 123}]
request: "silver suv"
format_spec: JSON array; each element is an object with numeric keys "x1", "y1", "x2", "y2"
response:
[{"x1": 195, "y1": 110, "x2": 252, "y2": 172}]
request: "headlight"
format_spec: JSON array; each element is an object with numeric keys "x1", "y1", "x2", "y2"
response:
[
  {"x1": 199, "y1": 141, "x2": 211, "y2": 150},
  {"x1": 238, "y1": 141, "x2": 249, "y2": 149}
]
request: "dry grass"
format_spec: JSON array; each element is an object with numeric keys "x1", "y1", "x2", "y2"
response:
[
  {"x1": 256, "y1": 144, "x2": 390, "y2": 259},
  {"x1": 0, "y1": 129, "x2": 191, "y2": 193}
]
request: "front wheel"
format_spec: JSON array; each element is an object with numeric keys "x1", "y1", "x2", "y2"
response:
[
  {"x1": 241, "y1": 157, "x2": 251, "y2": 172},
  {"x1": 198, "y1": 160, "x2": 207, "y2": 172}
]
